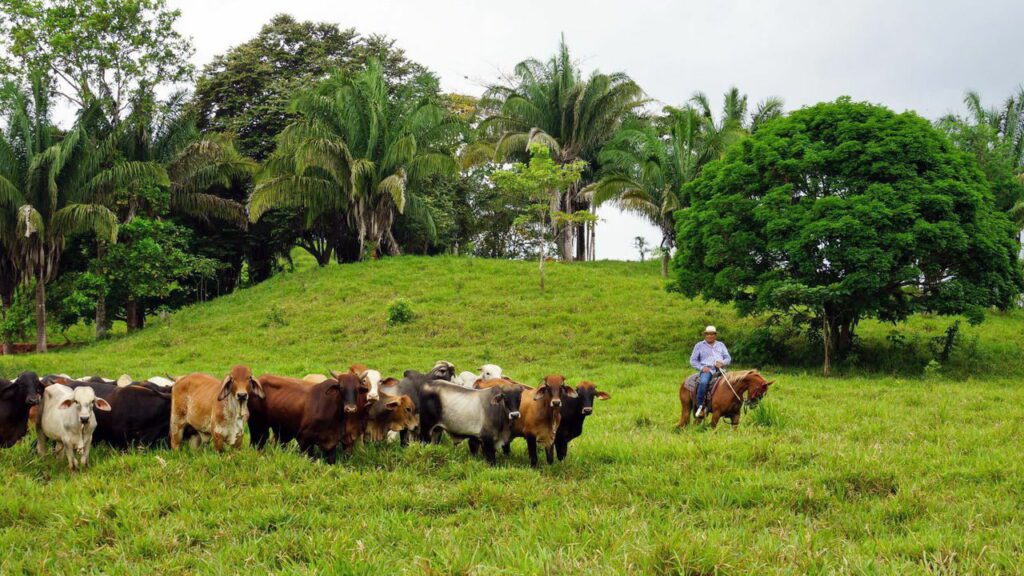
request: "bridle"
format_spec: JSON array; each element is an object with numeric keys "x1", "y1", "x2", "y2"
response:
[{"x1": 720, "y1": 368, "x2": 763, "y2": 412}]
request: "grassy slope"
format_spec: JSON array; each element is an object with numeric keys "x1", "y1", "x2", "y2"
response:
[{"x1": 1, "y1": 257, "x2": 1022, "y2": 574}]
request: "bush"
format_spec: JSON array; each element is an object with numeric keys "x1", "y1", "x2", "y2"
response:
[
  {"x1": 747, "y1": 399, "x2": 784, "y2": 428},
  {"x1": 387, "y1": 299, "x2": 415, "y2": 326}
]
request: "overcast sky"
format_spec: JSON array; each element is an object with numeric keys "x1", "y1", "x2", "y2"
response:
[{"x1": 165, "y1": 0, "x2": 1024, "y2": 260}]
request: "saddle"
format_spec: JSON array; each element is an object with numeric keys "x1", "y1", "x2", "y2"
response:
[{"x1": 683, "y1": 373, "x2": 723, "y2": 398}]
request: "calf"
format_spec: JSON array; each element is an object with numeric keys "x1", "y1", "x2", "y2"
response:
[
  {"x1": 518, "y1": 375, "x2": 575, "y2": 467},
  {"x1": 248, "y1": 372, "x2": 364, "y2": 462},
  {"x1": 36, "y1": 384, "x2": 111, "y2": 470},
  {"x1": 555, "y1": 381, "x2": 610, "y2": 461},
  {"x1": 364, "y1": 392, "x2": 419, "y2": 442},
  {"x1": 170, "y1": 365, "x2": 264, "y2": 452},
  {"x1": 63, "y1": 380, "x2": 173, "y2": 448},
  {"x1": 453, "y1": 363, "x2": 503, "y2": 388},
  {"x1": 0, "y1": 372, "x2": 44, "y2": 448},
  {"x1": 418, "y1": 381, "x2": 520, "y2": 464}
]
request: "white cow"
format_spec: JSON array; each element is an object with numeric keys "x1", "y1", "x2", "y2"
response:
[
  {"x1": 77, "y1": 376, "x2": 114, "y2": 383},
  {"x1": 37, "y1": 385, "x2": 111, "y2": 470},
  {"x1": 145, "y1": 376, "x2": 176, "y2": 388},
  {"x1": 454, "y1": 364, "x2": 504, "y2": 388}
]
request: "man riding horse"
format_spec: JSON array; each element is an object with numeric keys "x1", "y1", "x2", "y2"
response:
[{"x1": 689, "y1": 325, "x2": 730, "y2": 419}]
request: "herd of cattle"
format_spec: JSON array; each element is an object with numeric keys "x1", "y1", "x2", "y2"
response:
[{"x1": 0, "y1": 361, "x2": 611, "y2": 470}]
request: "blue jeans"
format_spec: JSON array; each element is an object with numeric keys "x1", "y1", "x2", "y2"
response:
[{"x1": 696, "y1": 369, "x2": 715, "y2": 409}]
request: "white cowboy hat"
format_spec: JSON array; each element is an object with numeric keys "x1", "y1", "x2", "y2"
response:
[{"x1": 704, "y1": 325, "x2": 717, "y2": 334}]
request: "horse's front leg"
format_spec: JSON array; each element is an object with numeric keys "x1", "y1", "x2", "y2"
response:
[
  {"x1": 730, "y1": 413, "x2": 741, "y2": 429},
  {"x1": 709, "y1": 411, "x2": 722, "y2": 428}
]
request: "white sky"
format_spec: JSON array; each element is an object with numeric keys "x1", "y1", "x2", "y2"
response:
[{"x1": 160, "y1": 0, "x2": 1024, "y2": 260}]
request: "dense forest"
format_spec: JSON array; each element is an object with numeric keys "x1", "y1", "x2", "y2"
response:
[{"x1": 0, "y1": 1, "x2": 1021, "y2": 363}]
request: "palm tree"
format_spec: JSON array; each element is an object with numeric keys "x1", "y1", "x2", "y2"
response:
[
  {"x1": 0, "y1": 75, "x2": 165, "y2": 352},
  {"x1": 589, "y1": 90, "x2": 783, "y2": 276},
  {"x1": 474, "y1": 35, "x2": 647, "y2": 261},
  {"x1": 249, "y1": 59, "x2": 459, "y2": 263}
]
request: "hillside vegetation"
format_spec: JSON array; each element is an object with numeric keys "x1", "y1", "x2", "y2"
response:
[{"x1": 1, "y1": 257, "x2": 1022, "y2": 574}]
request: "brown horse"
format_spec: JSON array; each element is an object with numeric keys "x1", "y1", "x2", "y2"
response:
[{"x1": 678, "y1": 370, "x2": 774, "y2": 428}]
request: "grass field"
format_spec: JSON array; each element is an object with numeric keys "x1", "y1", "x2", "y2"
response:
[{"x1": 1, "y1": 256, "x2": 1022, "y2": 574}]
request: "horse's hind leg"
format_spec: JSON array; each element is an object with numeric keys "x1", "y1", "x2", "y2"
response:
[
  {"x1": 678, "y1": 387, "x2": 692, "y2": 427},
  {"x1": 730, "y1": 413, "x2": 741, "y2": 428}
]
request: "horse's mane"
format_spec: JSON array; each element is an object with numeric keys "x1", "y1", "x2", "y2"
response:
[{"x1": 724, "y1": 370, "x2": 760, "y2": 384}]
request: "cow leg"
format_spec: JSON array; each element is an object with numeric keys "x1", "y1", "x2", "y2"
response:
[
  {"x1": 249, "y1": 423, "x2": 269, "y2": 449},
  {"x1": 502, "y1": 441, "x2": 511, "y2": 456},
  {"x1": 468, "y1": 438, "x2": 481, "y2": 456},
  {"x1": 212, "y1": 432, "x2": 225, "y2": 452},
  {"x1": 64, "y1": 443, "x2": 76, "y2": 471},
  {"x1": 526, "y1": 436, "x2": 539, "y2": 467},
  {"x1": 482, "y1": 439, "x2": 497, "y2": 465},
  {"x1": 36, "y1": 433, "x2": 47, "y2": 457},
  {"x1": 399, "y1": 429, "x2": 409, "y2": 447},
  {"x1": 545, "y1": 445, "x2": 555, "y2": 465},
  {"x1": 324, "y1": 446, "x2": 338, "y2": 465},
  {"x1": 169, "y1": 418, "x2": 185, "y2": 451},
  {"x1": 81, "y1": 441, "x2": 91, "y2": 468},
  {"x1": 556, "y1": 439, "x2": 568, "y2": 461}
]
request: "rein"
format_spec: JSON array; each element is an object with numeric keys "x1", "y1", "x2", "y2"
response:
[{"x1": 719, "y1": 368, "x2": 758, "y2": 413}]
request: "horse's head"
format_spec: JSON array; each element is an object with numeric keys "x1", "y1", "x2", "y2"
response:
[{"x1": 741, "y1": 371, "x2": 774, "y2": 408}]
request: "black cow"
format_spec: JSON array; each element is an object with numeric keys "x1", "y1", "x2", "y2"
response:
[
  {"x1": 555, "y1": 381, "x2": 610, "y2": 461},
  {"x1": 61, "y1": 380, "x2": 173, "y2": 448},
  {"x1": 385, "y1": 361, "x2": 456, "y2": 444},
  {"x1": 0, "y1": 372, "x2": 44, "y2": 448}
]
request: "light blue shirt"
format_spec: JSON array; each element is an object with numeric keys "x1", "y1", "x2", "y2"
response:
[{"x1": 690, "y1": 340, "x2": 731, "y2": 372}]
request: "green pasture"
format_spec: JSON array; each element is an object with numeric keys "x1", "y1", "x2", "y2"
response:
[{"x1": 1, "y1": 257, "x2": 1021, "y2": 574}]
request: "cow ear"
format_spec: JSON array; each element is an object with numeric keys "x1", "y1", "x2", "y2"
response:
[
  {"x1": 563, "y1": 386, "x2": 578, "y2": 398},
  {"x1": 381, "y1": 378, "x2": 398, "y2": 387},
  {"x1": 596, "y1": 391, "x2": 611, "y2": 400},
  {"x1": 250, "y1": 378, "x2": 265, "y2": 399},
  {"x1": 94, "y1": 398, "x2": 112, "y2": 412},
  {"x1": 490, "y1": 393, "x2": 506, "y2": 406},
  {"x1": 384, "y1": 399, "x2": 401, "y2": 411},
  {"x1": 218, "y1": 376, "x2": 232, "y2": 400},
  {"x1": 329, "y1": 370, "x2": 343, "y2": 381},
  {"x1": 765, "y1": 380, "x2": 775, "y2": 388},
  {"x1": 59, "y1": 399, "x2": 76, "y2": 409},
  {"x1": 533, "y1": 387, "x2": 547, "y2": 401},
  {"x1": 0, "y1": 381, "x2": 14, "y2": 398}
]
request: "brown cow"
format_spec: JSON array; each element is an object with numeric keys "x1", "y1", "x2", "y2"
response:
[
  {"x1": 248, "y1": 371, "x2": 368, "y2": 461},
  {"x1": 364, "y1": 390, "x2": 419, "y2": 443},
  {"x1": 477, "y1": 375, "x2": 574, "y2": 466},
  {"x1": 169, "y1": 365, "x2": 264, "y2": 451}
]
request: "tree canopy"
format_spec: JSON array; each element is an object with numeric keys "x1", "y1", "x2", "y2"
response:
[{"x1": 671, "y1": 98, "x2": 1024, "y2": 371}]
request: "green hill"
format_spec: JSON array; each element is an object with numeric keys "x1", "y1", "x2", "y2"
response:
[{"x1": 1, "y1": 257, "x2": 1022, "y2": 574}]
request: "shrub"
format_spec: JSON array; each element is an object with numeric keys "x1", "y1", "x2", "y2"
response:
[
  {"x1": 747, "y1": 399, "x2": 784, "y2": 428},
  {"x1": 387, "y1": 299, "x2": 415, "y2": 326}
]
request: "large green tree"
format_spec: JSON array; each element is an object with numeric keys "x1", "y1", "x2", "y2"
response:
[
  {"x1": 474, "y1": 36, "x2": 647, "y2": 262},
  {"x1": 249, "y1": 60, "x2": 459, "y2": 263},
  {"x1": 0, "y1": 0, "x2": 193, "y2": 124},
  {"x1": 672, "y1": 98, "x2": 1024, "y2": 373}
]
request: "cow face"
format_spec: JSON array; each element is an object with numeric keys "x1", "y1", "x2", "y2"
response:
[
  {"x1": 383, "y1": 395, "x2": 419, "y2": 432},
  {"x1": 9, "y1": 372, "x2": 45, "y2": 406},
  {"x1": 503, "y1": 386, "x2": 524, "y2": 420},
  {"x1": 534, "y1": 375, "x2": 576, "y2": 408},
  {"x1": 331, "y1": 372, "x2": 363, "y2": 414},
  {"x1": 430, "y1": 361, "x2": 456, "y2": 382},
  {"x1": 59, "y1": 387, "x2": 111, "y2": 425},
  {"x1": 356, "y1": 369, "x2": 381, "y2": 402},
  {"x1": 218, "y1": 365, "x2": 264, "y2": 404},
  {"x1": 479, "y1": 364, "x2": 503, "y2": 381},
  {"x1": 574, "y1": 381, "x2": 611, "y2": 416}
]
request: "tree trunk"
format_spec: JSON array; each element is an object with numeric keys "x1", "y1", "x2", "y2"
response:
[
  {"x1": 660, "y1": 250, "x2": 670, "y2": 278},
  {"x1": 35, "y1": 279, "x2": 46, "y2": 354},
  {"x1": 95, "y1": 296, "x2": 109, "y2": 339},
  {"x1": 575, "y1": 222, "x2": 586, "y2": 261},
  {"x1": 126, "y1": 298, "x2": 145, "y2": 332},
  {"x1": 560, "y1": 225, "x2": 574, "y2": 263},
  {"x1": 1, "y1": 292, "x2": 11, "y2": 356},
  {"x1": 95, "y1": 242, "x2": 108, "y2": 339}
]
